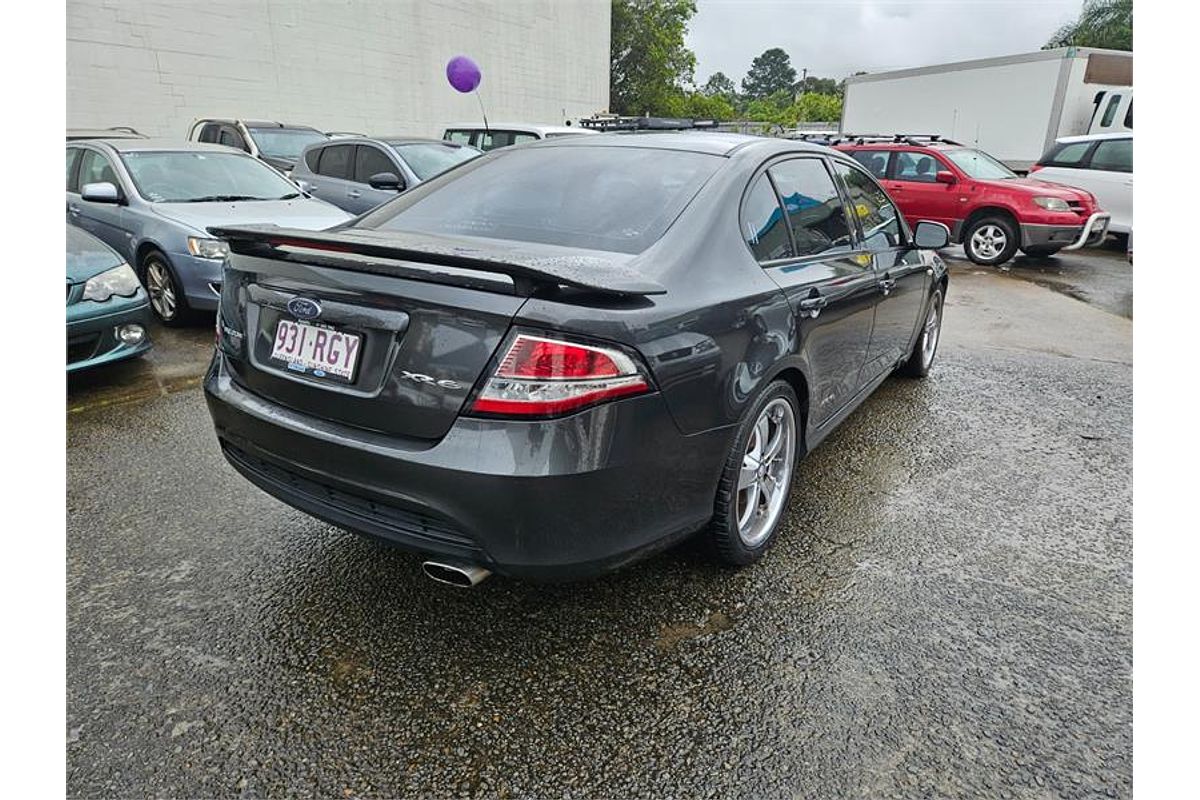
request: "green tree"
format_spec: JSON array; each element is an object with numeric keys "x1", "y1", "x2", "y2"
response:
[
  {"x1": 742, "y1": 48, "x2": 797, "y2": 100},
  {"x1": 702, "y1": 71, "x2": 737, "y2": 99},
  {"x1": 610, "y1": 0, "x2": 698, "y2": 115},
  {"x1": 1045, "y1": 0, "x2": 1131, "y2": 50},
  {"x1": 664, "y1": 91, "x2": 736, "y2": 120},
  {"x1": 791, "y1": 93, "x2": 842, "y2": 123},
  {"x1": 797, "y1": 76, "x2": 839, "y2": 96}
]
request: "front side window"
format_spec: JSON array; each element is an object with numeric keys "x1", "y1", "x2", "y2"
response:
[
  {"x1": 767, "y1": 158, "x2": 853, "y2": 258},
  {"x1": 943, "y1": 148, "x2": 1016, "y2": 180},
  {"x1": 359, "y1": 146, "x2": 721, "y2": 255},
  {"x1": 1042, "y1": 141, "x2": 1093, "y2": 168},
  {"x1": 317, "y1": 144, "x2": 353, "y2": 179},
  {"x1": 849, "y1": 150, "x2": 890, "y2": 179},
  {"x1": 1101, "y1": 94, "x2": 1122, "y2": 128},
  {"x1": 1124, "y1": 100, "x2": 1133, "y2": 129},
  {"x1": 248, "y1": 128, "x2": 328, "y2": 161},
  {"x1": 354, "y1": 145, "x2": 398, "y2": 183},
  {"x1": 120, "y1": 151, "x2": 300, "y2": 202},
  {"x1": 78, "y1": 149, "x2": 120, "y2": 189},
  {"x1": 892, "y1": 151, "x2": 943, "y2": 183},
  {"x1": 1089, "y1": 138, "x2": 1132, "y2": 172},
  {"x1": 391, "y1": 142, "x2": 481, "y2": 181},
  {"x1": 742, "y1": 173, "x2": 792, "y2": 262},
  {"x1": 66, "y1": 148, "x2": 81, "y2": 191},
  {"x1": 833, "y1": 162, "x2": 904, "y2": 252}
]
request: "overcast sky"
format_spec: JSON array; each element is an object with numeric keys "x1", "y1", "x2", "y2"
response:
[{"x1": 686, "y1": 0, "x2": 1085, "y2": 86}]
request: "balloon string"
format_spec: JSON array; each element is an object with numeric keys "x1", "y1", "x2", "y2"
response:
[{"x1": 475, "y1": 90, "x2": 489, "y2": 135}]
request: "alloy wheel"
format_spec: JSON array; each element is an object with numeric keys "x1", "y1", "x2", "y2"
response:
[
  {"x1": 736, "y1": 397, "x2": 797, "y2": 547},
  {"x1": 921, "y1": 293, "x2": 942, "y2": 369},
  {"x1": 145, "y1": 259, "x2": 176, "y2": 321},
  {"x1": 969, "y1": 224, "x2": 1007, "y2": 261}
]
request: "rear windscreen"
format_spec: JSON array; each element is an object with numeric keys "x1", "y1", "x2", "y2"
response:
[{"x1": 358, "y1": 146, "x2": 722, "y2": 254}]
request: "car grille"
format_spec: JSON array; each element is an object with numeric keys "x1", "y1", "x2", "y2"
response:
[
  {"x1": 221, "y1": 442, "x2": 479, "y2": 552},
  {"x1": 67, "y1": 334, "x2": 100, "y2": 364}
]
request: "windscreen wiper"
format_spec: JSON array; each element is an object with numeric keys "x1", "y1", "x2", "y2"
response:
[{"x1": 183, "y1": 195, "x2": 259, "y2": 203}]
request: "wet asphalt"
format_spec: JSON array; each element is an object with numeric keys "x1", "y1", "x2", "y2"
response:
[{"x1": 67, "y1": 255, "x2": 1132, "y2": 798}]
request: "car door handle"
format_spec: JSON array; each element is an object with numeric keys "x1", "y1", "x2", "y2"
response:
[
  {"x1": 798, "y1": 294, "x2": 828, "y2": 318},
  {"x1": 879, "y1": 275, "x2": 897, "y2": 295},
  {"x1": 67, "y1": 204, "x2": 80, "y2": 216},
  {"x1": 347, "y1": 190, "x2": 362, "y2": 199}
]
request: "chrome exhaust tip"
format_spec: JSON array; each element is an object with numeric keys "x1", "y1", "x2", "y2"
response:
[{"x1": 421, "y1": 560, "x2": 492, "y2": 587}]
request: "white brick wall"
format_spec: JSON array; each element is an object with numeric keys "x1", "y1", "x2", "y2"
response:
[{"x1": 67, "y1": 0, "x2": 611, "y2": 139}]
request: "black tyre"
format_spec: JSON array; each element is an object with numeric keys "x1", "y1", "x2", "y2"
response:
[
  {"x1": 963, "y1": 216, "x2": 1019, "y2": 266},
  {"x1": 141, "y1": 250, "x2": 191, "y2": 326},
  {"x1": 1019, "y1": 245, "x2": 1063, "y2": 258},
  {"x1": 709, "y1": 380, "x2": 800, "y2": 566},
  {"x1": 899, "y1": 286, "x2": 944, "y2": 378}
]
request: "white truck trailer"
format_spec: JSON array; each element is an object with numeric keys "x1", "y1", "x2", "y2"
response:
[{"x1": 840, "y1": 47, "x2": 1132, "y2": 171}]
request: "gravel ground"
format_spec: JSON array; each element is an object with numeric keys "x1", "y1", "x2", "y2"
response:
[{"x1": 67, "y1": 268, "x2": 1132, "y2": 799}]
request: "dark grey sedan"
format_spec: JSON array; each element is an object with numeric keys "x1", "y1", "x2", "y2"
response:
[
  {"x1": 205, "y1": 133, "x2": 949, "y2": 584},
  {"x1": 292, "y1": 137, "x2": 481, "y2": 214}
]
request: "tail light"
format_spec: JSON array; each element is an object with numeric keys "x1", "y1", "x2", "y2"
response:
[{"x1": 468, "y1": 332, "x2": 652, "y2": 417}]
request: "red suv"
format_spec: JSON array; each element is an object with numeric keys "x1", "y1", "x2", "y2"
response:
[{"x1": 834, "y1": 136, "x2": 1109, "y2": 266}]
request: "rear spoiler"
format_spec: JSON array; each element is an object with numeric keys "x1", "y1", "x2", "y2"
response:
[{"x1": 208, "y1": 225, "x2": 667, "y2": 297}]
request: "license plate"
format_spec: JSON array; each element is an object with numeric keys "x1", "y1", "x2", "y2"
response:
[{"x1": 270, "y1": 319, "x2": 361, "y2": 381}]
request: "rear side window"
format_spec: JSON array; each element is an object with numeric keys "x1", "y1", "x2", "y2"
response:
[
  {"x1": 1124, "y1": 100, "x2": 1132, "y2": 129},
  {"x1": 445, "y1": 130, "x2": 474, "y2": 146},
  {"x1": 832, "y1": 162, "x2": 904, "y2": 251},
  {"x1": 218, "y1": 126, "x2": 248, "y2": 151},
  {"x1": 849, "y1": 150, "x2": 889, "y2": 179},
  {"x1": 1089, "y1": 138, "x2": 1132, "y2": 172},
  {"x1": 742, "y1": 174, "x2": 792, "y2": 262},
  {"x1": 198, "y1": 123, "x2": 221, "y2": 144},
  {"x1": 66, "y1": 148, "x2": 81, "y2": 191},
  {"x1": 317, "y1": 144, "x2": 353, "y2": 179},
  {"x1": 354, "y1": 145, "x2": 397, "y2": 183},
  {"x1": 304, "y1": 146, "x2": 322, "y2": 172},
  {"x1": 361, "y1": 146, "x2": 721, "y2": 255},
  {"x1": 1041, "y1": 141, "x2": 1093, "y2": 168},
  {"x1": 476, "y1": 130, "x2": 538, "y2": 151},
  {"x1": 767, "y1": 158, "x2": 853, "y2": 258},
  {"x1": 892, "y1": 152, "x2": 942, "y2": 183}
]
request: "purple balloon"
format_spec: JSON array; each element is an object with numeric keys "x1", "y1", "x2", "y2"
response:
[{"x1": 446, "y1": 55, "x2": 482, "y2": 93}]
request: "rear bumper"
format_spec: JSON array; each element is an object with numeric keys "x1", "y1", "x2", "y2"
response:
[
  {"x1": 1021, "y1": 212, "x2": 1110, "y2": 251},
  {"x1": 203, "y1": 352, "x2": 730, "y2": 580}
]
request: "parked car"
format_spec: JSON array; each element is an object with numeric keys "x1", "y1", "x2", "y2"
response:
[
  {"x1": 325, "y1": 131, "x2": 367, "y2": 139},
  {"x1": 67, "y1": 126, "x2": 145, "y2": 141},
  {"x1": 204, "y1": 132, "x2": 950, "y2": 584},
  {"x1": 67, "y1": 224, "x2": 153, "y2": 371},
  {"x1": 293, "y1": 137, "x2": 481, "y2": 214},
  {"x1": 836, "y1": 136, "x2": 1109, "y2": 265},
  {"x1": 66, "y1": 139, "x2": 352, "y2": 325},
  {"x1": 187, "y1": 119, "x2": 328, "y2": 174},
  {"x1": 1030, "y1": 133, "x2": 1132, "y2": 237},
  {"x1": 441, "y1": 122, "x2": 595, "y2": 151}
]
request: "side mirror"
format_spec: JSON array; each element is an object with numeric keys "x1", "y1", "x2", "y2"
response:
[
  {"x1": 913, "y1": 220, "x2": 951, "y2": 249},
  {"x1": 81, "y1": 182, "x2": 121, "y2": 204},
  {"x1": 934, "y1": 170, "x2": 957, "y2": 185},
  {"x1": 368, "y1": 171, "x2": 404, "y2": 191}
]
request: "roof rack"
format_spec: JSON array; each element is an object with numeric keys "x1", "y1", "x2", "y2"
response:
[
  {"x1": 578, "y1": 115, "x2": 720, "y2": 132},
  {"x1": 829, "y1": 133, "x2": 964, "y2": 147}
]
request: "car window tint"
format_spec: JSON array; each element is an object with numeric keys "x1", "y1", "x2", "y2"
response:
[
  {"x1": 478, "y1": 131, "x2": 523, "y2": 150},
  {"x1": 742, "y1": 173, "x2": 792, "y2": 262},
  {"x1": 1101, "y1": 94, "x2": 1121, "y2": 127},
  {"x1": 354, "y1": 145, "x2": 397, "y2": 183},
  {"x1": 219, "y1": 126, "x2": 247, "y2": 151},
  {"x1": 362, "y1": 146, "x2": 721, "y2": 255},
  {"x1": 317, "y1": 144, "x2": 353, "y2": 179},
  {"x1": 78, "y1": 149, "x2": 120, "y2": 189},
  {"x1": 304, "y1": 146, "x2": 322, "y2": 172},
  {"x1": 892, "y1": 152, "x2": 941, "y2": 183},
  {"x1": 1089, "y1": 138, "x2": 1132, "y2": 172},
  {"x1": 833, "y1": 162, "x2": 904, "y2": 251},
  {"x1": 849, "y1": 150, "x2": 889, "y2": 179},
  {"x1": 1124, "y1": 100, "x2": 1132, "y2": 129},
  {"x1": 1044, "y1": 141, "x2": 1092, "y2": 167},
  {"x1": 767, "y1": 159, "x2": 853, "y2": 258},
  {"x1": 198, "y1": 123, "x2": 221, "y2": 144},
  {"x1": 66, "y1": 148, "x2": 82, "y2": 192},
  {"x1": 445, "y1": 130, "x2": 473, "y2": 145},
  {"x1": 512, "y1": 133, "x2": 538, "y2": 145}
]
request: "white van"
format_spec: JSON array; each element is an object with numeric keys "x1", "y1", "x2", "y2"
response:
[{"x1": 441, "y1": 123, "x2": 595, "y2": 152}]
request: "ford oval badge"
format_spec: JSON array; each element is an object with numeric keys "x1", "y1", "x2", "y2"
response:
[{"x1": 287, "y1": 297, "x2": 322, "y2": 320}]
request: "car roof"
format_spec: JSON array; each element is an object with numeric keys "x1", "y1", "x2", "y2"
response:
[
  {"x1": 530, "y1": 130, "x2": 823, "y2": 158},
  {"x1": 441, "y1": 123, "x2": 597, "y2": 136},
  {"x1": 75, "y1": 139, "x2": 246, "y2": 154},
  {"x1": 196, "y1": 119, "x2": 320, "y2": 130},
  {"x1": 1055, "y1": 132, "x2": 1132, "y2": 144},
  {"x1": 836, "y1": 141, "x2": 962, "y2": 151}
]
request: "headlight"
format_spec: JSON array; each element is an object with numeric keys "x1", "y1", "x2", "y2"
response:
[
  {"x1": 187, "y1": 237, "x2": 230, "y2": 259},
  {"x1": 82, "y1": 264, "x2": 141, "y2": 303},
  {"x1": 1032, "y1": 196, "x2": 1071, "y2": 212}
]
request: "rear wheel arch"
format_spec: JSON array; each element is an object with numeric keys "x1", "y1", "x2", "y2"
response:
[{"x1": 768, "y1": 366, "x2": 809, "y2": 453}]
